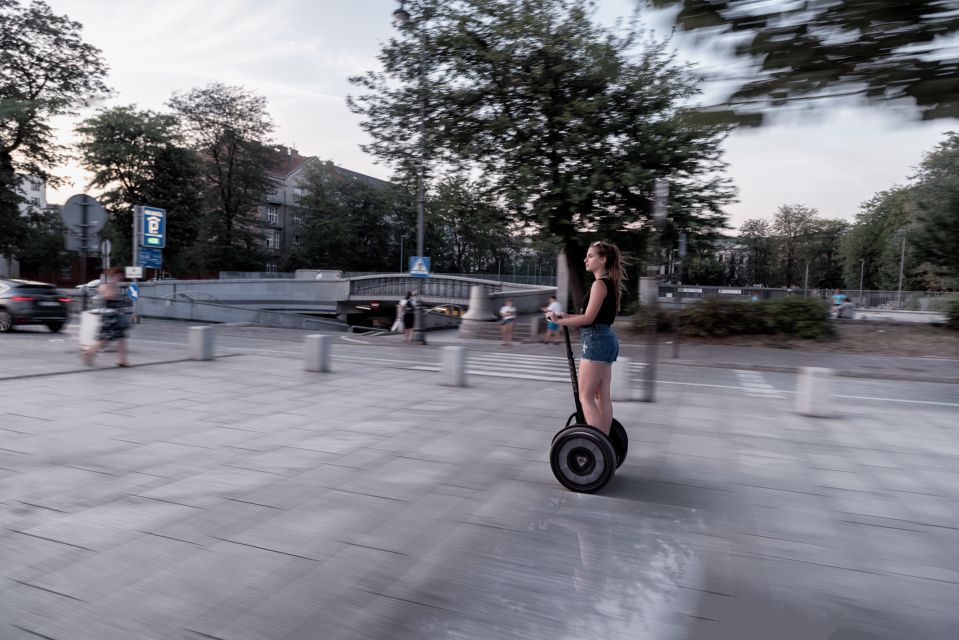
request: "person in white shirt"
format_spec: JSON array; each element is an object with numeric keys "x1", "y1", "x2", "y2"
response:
[
  {"x1": 499, "y1": 299, "x2": 517, "y2": 346},
  {"x1": 540, "y1": 295, "x2": 564, "y2": 344}
]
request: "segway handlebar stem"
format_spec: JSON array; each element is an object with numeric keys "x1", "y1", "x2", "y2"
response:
[{"x1": 563, "y1": 326, "x2": 585, "y2": 424}]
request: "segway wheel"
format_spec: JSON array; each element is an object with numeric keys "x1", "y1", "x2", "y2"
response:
[
  {"x1": 609, "y1": 418, "x2": 628, "y2": 468},
  {"x1": 550, "y1": 426, "x2": 616, "y2": 493},
  {"x1": 554, "y1": 417, "x2": 628, "y2": 468}
]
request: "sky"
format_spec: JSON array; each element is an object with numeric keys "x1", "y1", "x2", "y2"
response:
[{"x1": 41, "y1": 0, "x2": 957, "y2": 231}]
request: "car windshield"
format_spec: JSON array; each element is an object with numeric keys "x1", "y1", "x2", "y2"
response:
[{"x1": 14, "y1": 285, "x2": 57, "y2": 295}]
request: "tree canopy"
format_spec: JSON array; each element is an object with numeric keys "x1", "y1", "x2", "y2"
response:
[
  {"x1": 649, "y1": 0, "x2": 959, "y2": 122},
  {"x1": 0, "y1": 0, "x2": 109, "y2": 258},
  {"x1": 168, "y1": 84, "x2": 274, "y2": 271},
  {"x1": 350, "y1": 0, "x2": 735, "y2": 302}
]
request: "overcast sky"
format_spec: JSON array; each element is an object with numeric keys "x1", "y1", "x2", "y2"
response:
[{"x1": 43, "y1": 0, "x2": 956, "y2": 230}]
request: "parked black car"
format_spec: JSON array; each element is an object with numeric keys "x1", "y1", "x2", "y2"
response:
[{"x1": 0, "y1": 279, "x2": 70, "y2": 332}]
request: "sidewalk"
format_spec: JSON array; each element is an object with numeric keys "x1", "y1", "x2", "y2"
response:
[{"x1": 1, "y1": 339, "x2": 956, "y2": 639}]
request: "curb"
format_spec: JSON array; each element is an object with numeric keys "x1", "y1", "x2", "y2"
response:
[{"x1": 0, "y1": 353, "x2": 244, "y2": 382}]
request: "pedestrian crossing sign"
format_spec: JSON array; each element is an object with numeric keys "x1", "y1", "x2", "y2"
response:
[{"x1": 409, "y1": 256, "x2": 431, "y2": 277}]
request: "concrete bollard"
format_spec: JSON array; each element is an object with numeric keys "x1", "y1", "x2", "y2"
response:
[
  {"x1": 529, "y1": 315, "x2": 543, "y2": 339},
  {"x1": 441, "y1": 346, "x2": 468, "y2": 387},
  {"x1": 190, "y1": 325, "x2": 215, "y2": 361},
  {"x1": 795, "y1": 367, "x2": 835, "y2": 417},
  {"x1": 611, "y1": 357, "x2": 632, "y2": 401},
  {"x1": 304, "y1": 334, "x2": 332, "y2": 372}
]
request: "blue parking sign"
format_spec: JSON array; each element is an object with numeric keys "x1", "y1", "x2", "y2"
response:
[{"x1": 140, "y1": 206, "x2": 166, "y2": 248}]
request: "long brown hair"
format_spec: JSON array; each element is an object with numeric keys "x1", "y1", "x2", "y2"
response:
[{"x1": 590, "y1": 241, "x2": 626, "y2": 310}]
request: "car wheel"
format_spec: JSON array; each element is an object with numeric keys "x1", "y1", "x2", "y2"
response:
[
  {"x1": 47, "y1": 321, "x2": 64, "y2": 333},
  {"x1": 0, "y1": 310, "x2": 12, "y2": 332}
]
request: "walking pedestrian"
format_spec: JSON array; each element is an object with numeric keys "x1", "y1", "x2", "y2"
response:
[
  {"x1": 401, "y1": 291, "x2": 415, "y2": 343},
  {"x1": 499, "y1": 298, "x2": 517, "y2": 345},
  {"x1": 81, "y1": 268, "x2": 131, "y2": 367},
  {"x1": 540, "y1": 295, "x2": 563, "y2": 344},
  {"x1": 545, "y1": 241, "x2": 624, "y2": 435}
]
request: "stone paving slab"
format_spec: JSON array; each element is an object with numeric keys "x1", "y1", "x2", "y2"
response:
[{"x1": 0, "y1": 348, "x2": 956, "y2": 639}]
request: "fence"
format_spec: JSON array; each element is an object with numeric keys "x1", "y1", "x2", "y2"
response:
[{"x1": 658, "y1": 285, "x2": 955, "y2": 311}]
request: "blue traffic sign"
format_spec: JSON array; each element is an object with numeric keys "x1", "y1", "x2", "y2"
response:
[
  {"x1": 138, "y1": 247, "x2": 163, "y2": 269},
  {"x1": 409, "y1": 256, "x2": 431, "y2": 277},
  {"x1": 140, "y1": 206, "x2": 166, "y2": 248},
  {"x1": 127, "y1": 281, "x2": 139, "y2": 301}
]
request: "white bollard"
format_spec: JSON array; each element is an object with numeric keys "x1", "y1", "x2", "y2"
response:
[
  {"x1": 304, "y1": 334, "x2": 331, "y2": 373},
  {"x1": 795, "y1": 367, "x2": 835, "y2": 417},
  {"x1": 441, "y1": 346, "x2": 468, "y2": 387},
  {"x1": 611, "y1": 357, "x2": 632, "y2": 401},
  {"x1": 529, "y1": 315, "x2": 543, "y2": 339},
  {"x1": 190, "y1": 326, "x2": 215, "y2": 361}
]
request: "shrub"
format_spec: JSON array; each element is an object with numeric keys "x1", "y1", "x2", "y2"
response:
[
  {"x1": 661, "y1": 296, "x2": 833, "y2": 339},
  {"x1": 679, "y1": 298, "x2": 773, "y2": 337},
  {"x1": 764, "y1": 297, "x2": 834, "y2": 339}
]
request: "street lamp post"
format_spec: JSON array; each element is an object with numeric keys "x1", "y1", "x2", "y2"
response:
[
  {"x1": 859, "y1": 258, "x2": 866, "y2": 306},
  {"x1": 393, "y1": 0, "x2": 427, "y2": 345}
]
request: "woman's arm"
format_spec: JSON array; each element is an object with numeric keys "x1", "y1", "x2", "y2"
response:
[{"x1": 549, "y1": 280, "x2": 606, "y2": 328}]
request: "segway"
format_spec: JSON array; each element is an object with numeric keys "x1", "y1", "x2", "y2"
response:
[{"x1": 549, "y1": 326, "x2": 629, "y2": 493}]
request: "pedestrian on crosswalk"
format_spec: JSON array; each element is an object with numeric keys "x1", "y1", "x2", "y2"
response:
[
  {"x1": 499, "y1": 298, "x2": 517, "y2": 345},
  {"x1": 545, "y1": 241, "x2": 624, "y2": 435}
]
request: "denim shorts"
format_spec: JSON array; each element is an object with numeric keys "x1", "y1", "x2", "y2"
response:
[{"x1": 580, "y1": 324, "x2": 618, "y2": 364}]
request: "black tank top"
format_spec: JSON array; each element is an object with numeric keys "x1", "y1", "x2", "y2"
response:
[{"x1": 581, "y1": 277, "x2": 616, "y2": 326}]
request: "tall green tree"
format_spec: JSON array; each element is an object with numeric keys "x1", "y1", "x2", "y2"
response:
[
  {"x1": 650, "y1": 0, "x2": 959, "y2": 122},
  {"x1": 294, "y1": 161, "x2": 402, "y2": 271},
  {"x1": 911, "y1": 131, "x2": 959, "y2": 283},
  {"x1": 738, "y1": 217, "x2": 773, "y2": 285},
  {"x1": 0, "y1": 0, "x2": 110, "y2": 258},
  {"x1": 349, "y1": 0, "x2": 735, "y2": 304},
  {"x1": 168, "y1": 84, "x2": 274, "y2": 271},
  {"x1": 771, "y1": 204, "x2": 818, "y2": 287},
  {"x1": 841, "y1": 187, "x2": 924, "y2": 291},
  {"x1": 75, "y1": 105, "x2": 203, "y2": 270},
  {"x1": 430, "y1": 176, "x2": 513, "y2": 273},
  {"x1": 801, "y1": 218, "x2": 850, "y2": 289}
]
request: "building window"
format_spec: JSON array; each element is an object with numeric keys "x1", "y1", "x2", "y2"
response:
[
  {"x1": 29, "y1": 198, "x2": 40, "y2": 206},
  {"x1": 267, "y1": 183, "x2": 279, "y2": 196},
  {"x1": 264, "y1": 205, "x2": 279, "y2": 225},
  {"x1": 264, "y1": 230, "x2": 280, "y2": 249},
  {"x1": 265, "y1": 260, "x2": 277, "y2": 272},
  {"x1": 294, "y1": 235, "x2": 302, "y2": 248},
  {"x1": 293, "y1": 215, "x2": 303, "y2": 227}
]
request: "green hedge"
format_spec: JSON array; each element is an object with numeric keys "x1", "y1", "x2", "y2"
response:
[{"x1": 632, "y1": 297, "x2": 834, "y2": 339}]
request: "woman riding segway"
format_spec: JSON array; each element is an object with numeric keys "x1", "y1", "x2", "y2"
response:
[{"x1": 547, "y1": 241, "x2": 627, "y2": 492}]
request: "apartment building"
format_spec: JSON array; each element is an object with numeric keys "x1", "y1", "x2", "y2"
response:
[{"x1": 260, "y1": 147, "x2": 390, "y2": 271}]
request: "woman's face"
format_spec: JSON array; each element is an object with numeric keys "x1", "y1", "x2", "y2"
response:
[{"x1": 584, "y1": 247, "x2": 605, "y2": 274}]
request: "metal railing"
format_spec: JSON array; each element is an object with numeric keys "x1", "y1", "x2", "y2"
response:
[{"x1": 658, "y1": 285, "x2": 955, "y2": 311}]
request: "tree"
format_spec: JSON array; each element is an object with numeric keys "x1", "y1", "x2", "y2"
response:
[
  {"x1": 800, "y1": 218, "x2": 850, "y2": 289},
  {"x1": 168, "y1": 84, "x2": 274, "y2": 271},
  {"x1": 295, "y1": 161, "x2": 402, "y2": 271},
  {"x1": 430, "y1": 176, "x2": 513, "y2": 273},
  {"x1": 15, "y1": 208, "x2": 69, "y2": 279},
  {"x1": 0, "y1": 0, "x2": 109, "y2": 258},
  {"x1": 75, "y1": 106, "x2": 203, "y2": 270},
  {"x1": 738, "y1": 217, "x2": 773, "y2": 285},
  {"x1": 771, "y1": 204, "x2": 818, "y2": 287},
  {"x1": 349, "y1": 0, "x2": 735, "y2": 305},
  {"x1": 650, "y1": 0, "x2": 959, "y2": 122},
  {"x1": 841, "y1": 187, "x2": 925, "y2": 291},
  {"x1": 911, "y1": 132, "x2": 959, "y2": 283}
]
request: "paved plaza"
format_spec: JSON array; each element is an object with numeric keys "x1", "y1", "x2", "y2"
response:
[{"x1": 1, "y1": 323, "x2": 957, "y2": 639}]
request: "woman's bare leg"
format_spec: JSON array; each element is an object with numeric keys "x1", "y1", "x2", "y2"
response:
[{"x1": 578, "y1": 360, "x2": 610, "y2": 435}]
